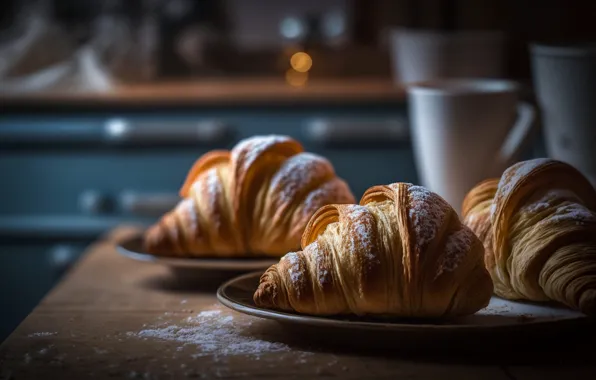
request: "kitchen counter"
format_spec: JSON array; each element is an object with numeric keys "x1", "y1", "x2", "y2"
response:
[
  {"x1": 0, "y1": 79, "x2": 405, "y2": 110},
  {"x1": 1, "y1": 226, "x2": 594, "y2": 380}
]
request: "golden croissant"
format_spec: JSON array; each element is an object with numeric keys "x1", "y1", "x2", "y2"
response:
[
  {"x1": 462, "y1": 158, "x2": 596, "y2": 316},
  {"x1": 254, "y1": 183, "x2": 493, "y2": 318},
  {"x1": 143, "y1": 135, "x2": 355, "y2": 257}
]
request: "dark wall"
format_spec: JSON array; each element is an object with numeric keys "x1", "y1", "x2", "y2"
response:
[{"x1": 359, "y1": 0, "x2": 596, "y2": 80}]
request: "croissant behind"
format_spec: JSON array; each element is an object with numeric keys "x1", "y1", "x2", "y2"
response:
[
  {"x1": 462, "y1": 158, "x2": 596, "y2": 316},
  {"x1": 254, "y1": 183, "x2": 493, "y2": 318},
  {"x1": 144, "y1": 135, "x2": 355, "y2": 257}
]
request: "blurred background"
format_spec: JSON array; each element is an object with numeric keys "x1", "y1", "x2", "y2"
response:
[{"x1": 0, "y1": 0, "x2": 595, "y2": 340}]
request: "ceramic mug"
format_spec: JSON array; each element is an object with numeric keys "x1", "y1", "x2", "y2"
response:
[
  {"x1": 530, "y1": 43, "x2": 596, "y2": 186},
  {"x1": 407, "y1": 79, "x2": 536, "y2": 211},
  {"x1": 389, "y1": 28, "x2": 505, "y2": 84}
]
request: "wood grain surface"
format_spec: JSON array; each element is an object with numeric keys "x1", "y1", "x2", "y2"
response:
[{"x1": 0, "y1": 226, "x2": 594, "y2": 380}]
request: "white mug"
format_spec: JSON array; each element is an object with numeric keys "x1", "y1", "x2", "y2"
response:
[
  {"x1": 531, "y1": 43, "x2": 596, "y2": 186},
  {"x1": 407, "y1": 79, "x2": 536, "y2": 211},
  {"x1": 389, "y1": 28, "x2": 505, "y2": 84}
]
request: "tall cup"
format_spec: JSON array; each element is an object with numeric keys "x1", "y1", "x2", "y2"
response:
[
  {"x1": 408, "y1": 79, "x2": 536, "y2": 211},
  {"x1": 530, "y1": 43, "x2": 596, "y2": 186},
  {"x1": 389, "y1": 29, "x2": 505, "y2": 84}
]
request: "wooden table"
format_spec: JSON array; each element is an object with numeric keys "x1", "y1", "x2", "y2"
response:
[{"x1": 1, "y1": 226, "x2": 595, "y2": 380}]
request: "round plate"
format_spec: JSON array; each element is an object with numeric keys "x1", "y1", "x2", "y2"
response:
[
  {"x1": 217, "y1": 272, "x2": 592, "y2": 337},
  {"x1": 116, "y1": 235, "x2": 279, "y2": 272}
]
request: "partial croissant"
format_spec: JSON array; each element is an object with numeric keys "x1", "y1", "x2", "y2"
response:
[
  {"x1": 143, "y1": 135, "x2": 355, "y2": 257},
  {"x1": 462, "y1": 158, "x2": 596, "y2": 316},
  {"x1": 254, "y1": 183, "x2": 492, "y2": 318}
]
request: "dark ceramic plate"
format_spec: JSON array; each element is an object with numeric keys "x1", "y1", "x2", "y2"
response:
[
  {"x1": 217, "y1": 271, "x2": 591, "y2": 341},
  {"x1": 117, "y1": 235, "x2": 278, "y2": 272}
]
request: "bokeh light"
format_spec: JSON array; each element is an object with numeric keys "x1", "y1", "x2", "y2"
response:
[
  {"x1": 290, "y1": 52, "x2": 313, "y2": 73},
  {"x1": 285, "y1": 68, "x2": 309, "y2": 87}
]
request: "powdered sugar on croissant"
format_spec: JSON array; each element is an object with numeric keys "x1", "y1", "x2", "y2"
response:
[
  {"x1": 254, "y1": 183, "x2": 492, "y2": 318},
  {"x1": 144, "y1": 135, "x2": 355, "y2": 257},
  {"x1": 463, "y1": 158, "x2": 596, "y2": 316}
]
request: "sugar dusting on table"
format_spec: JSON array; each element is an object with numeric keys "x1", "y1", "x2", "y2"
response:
[
  {"x1": 28, "y1": 332, "x2": 58, "y2": 338},
  {"x1": 130, "y1": 305, "x2": 290, "y2": 358}
]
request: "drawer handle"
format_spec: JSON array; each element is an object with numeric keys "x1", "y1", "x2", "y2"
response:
[
  {"x1": 304, "y1": 118, "x2": 409, "y2": 144},
  {"x1": 119, "y1": 192, "x2": 180, "y2": 217},
  {"x1": 79, "y1": 190, "x2": 112, "y2": 215},
  {"x1": 48, "y1": 245, "x2": 81, "y2": 278},
  {"x1": 104, "y1": 118, "x2": 230, "y2": 145},
  {"x1": 0, "y1": 123, "x2": 101, "y2": 146}
]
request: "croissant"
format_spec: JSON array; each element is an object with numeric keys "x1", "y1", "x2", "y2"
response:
[
  {"x1": 462, "y1": 158, "x2": 596, "y2": 316},
  {"x1": 143, "y1": 135, "x2": 355, "y2": 257},
  {"x1": 254, "y1": 183, "x2": 493, "y2": 318}
]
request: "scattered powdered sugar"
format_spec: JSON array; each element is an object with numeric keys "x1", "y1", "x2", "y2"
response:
[
  {"x1": 478, "y1": 302, "x2": 512, "y2": 316},
  {"x1": 496, "y1": 158, "x2": 552, "y2": 205},
  {"x1": 345, "y1": 206, "x2": 373, "y2": 251},
  {"x1": 131, "y1": 308, "x2": 290, "y2": 358},
  {"x1": 176, "y1": 198, "x2": 200, "y2": 243},
  {"x1": 523, "y1": 197, "x2": 552, "y2": 214},
  {"x1": 270, "y1": 153, "x2": 326, "y2": 203},
  {"x1": 204, "y1": 168, "x2": 222, "y2": 230},
  {"x1": 310, "y1": 241, "x2": 331, "y2": 286},
  {"x1": 284, "y1": 252, "x2": 304, "y2": 294},
  {"x1": 549, "y1": 203, "x2": 596, "y2": 224},
  {"x1": 197, "y1": 309, "x2": 221, "y2": 318},
  {"x1": 300, "y1": 180, "x2": 346, "y2": 220},
  {"x1": 345, "y1": 205, "x2": 380, "y2": 269},
  {"x1": 521, "y1": 189, "x2": 577, "y2": 214},
  {"x1": 464, "y1": 212, "x2": 478, "y2": 226},
  {"x1": 408, "y1": 186, "x2": 447, "y2": 251},
  {"x1": 28, "y1": 332, "x2": 57, "y2": 338},
  {"x1": 232, "y1": 135, "x2": 292, "y2": 171},
  {"x1": 205, "y1": 168, "x2": 220, "y2": 198},
  {"x1": 437, "y1": 228, "x2": 473, "y2": 277},
  {"x1": 490, "y1": 202, "x2": 497, "y2": 219},
  {"x1": 302, "y1": 186, "x2": 329, "y2": 216}
]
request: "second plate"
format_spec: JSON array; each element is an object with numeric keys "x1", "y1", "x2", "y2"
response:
[{"x1": 117, "y1": 235, "x2": 279, "y2": 272}]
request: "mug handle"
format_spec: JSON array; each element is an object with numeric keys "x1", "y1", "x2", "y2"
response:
[{"x1": 493, "y1": 101, "x2": 537, "y2": 173}]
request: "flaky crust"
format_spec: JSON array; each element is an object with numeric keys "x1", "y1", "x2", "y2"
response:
[
  {"x1": 254, "y1": 183, "x2": 492, "y2": 318},
  {"x1": 462, "y1": 158, "x2": 596, "y2": 316},
  {"x1": 143, "y1": 135, "x2": 355, "y2": 257}
]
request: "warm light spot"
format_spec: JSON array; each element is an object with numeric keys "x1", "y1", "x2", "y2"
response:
[
  {"x1": 285, "y1": 68, "x2": 309, "y2": 87},
  {"x1": 290, "y1": 52, "x2": 313, "y2": 73}
]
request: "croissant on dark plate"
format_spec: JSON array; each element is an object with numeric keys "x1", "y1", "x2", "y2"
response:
[
  {"x1": 143, "y1": 135, "x2": 355, "y2": 257},
  {"x1": 254, "y1": 182, "x2": 493, "y2": 318}
]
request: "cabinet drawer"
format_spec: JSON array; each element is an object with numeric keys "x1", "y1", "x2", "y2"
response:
[
  {"x1": 0, "y1": 242, "x2": 89, "y2": 340},
  {"x1": 0, "y1": 107, "x2": 413, "y2": 217}
]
